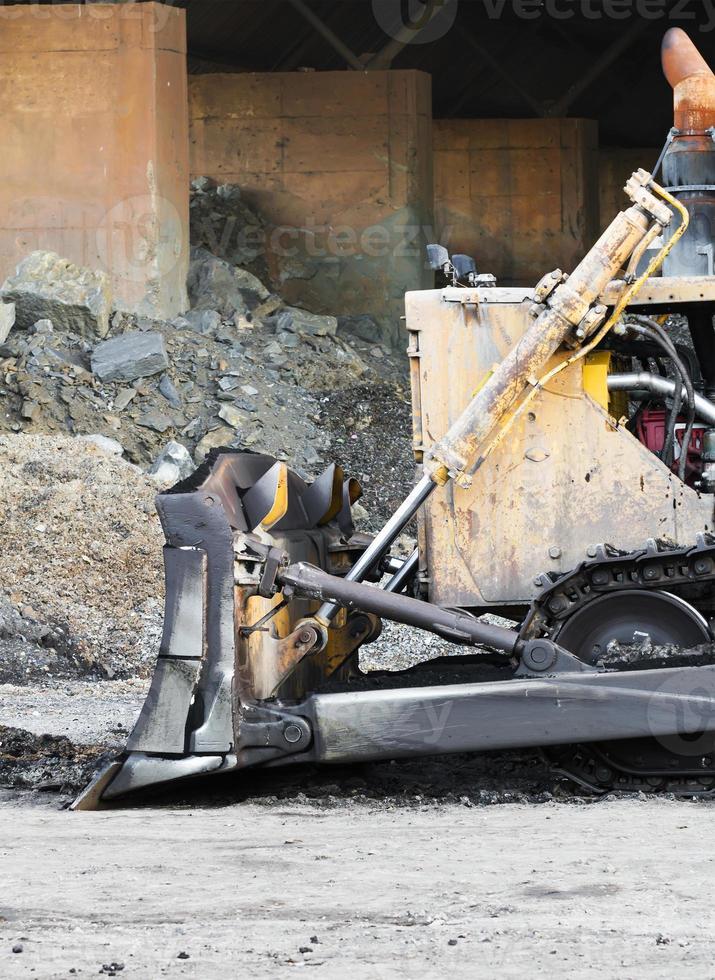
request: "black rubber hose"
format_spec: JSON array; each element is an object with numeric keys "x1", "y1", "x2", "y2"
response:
[
  {"x1": 630, "y1": 316, "x2": 695, "y2": 477},
  {"x1": 638, "y1": 318, "x2": 696, "y2": 483}
]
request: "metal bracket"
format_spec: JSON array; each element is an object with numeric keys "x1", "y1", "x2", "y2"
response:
[
  {"x1": 258, "y1": 546, "x2": 286, "y2": 598},
  {"x1": 697, "y1": 244, "x2": 714, "y2": 277},
  {"x1": 516, "y1": 638, "x2": 597, "y2": 677},
  {"x1": 533, "y1": 269, "x2": 565, "y2": 304},
  {"x1": 237, "y1": 704, "x2": 312, "y2": 762}
]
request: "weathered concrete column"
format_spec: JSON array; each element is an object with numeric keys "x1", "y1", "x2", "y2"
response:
[
  {"x1": 0, "y1": 2, "x2": 189, "y2": 318},
  {"x1": 189, "y1": 70, "x2": 433, "y2": 346},
  {"x1": 433, "y1": 119, "x2": 599, "y2": 285}
]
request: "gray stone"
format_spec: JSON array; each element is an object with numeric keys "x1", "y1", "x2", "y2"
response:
[
  {"x1": 149, "y1": 440, "x2": 194, "y2": 483},
  {"x1": 113, "y1": 388, "x2": 137, "y2": 411},
  {"x1": 159, "y1": 375, "x2": 182, "y2": 407},
  {"x1": 194, "y1": 425, "x2": 236, "y2": 462},
  {"x1": 267, "y1": 309, "x2": 296, "y2": 334},
  {"x1": 1, "y1": 251, "x2": 112, "y2": 337},
  {"x1": 31, "y1": 318, "x2": 53, "y2": 335},
  {"x1": 190, "y1": 176, "x2": 216, "y2": 194},
  {"x1": 233, "y1": 267, "x2": 270, "y2": 306},
  {"x1": 21, "y1": 399, "x2": 40, "y2": 421},
  {"x1": 78, "y1": 434, "x2": 124, "y2": 457},
  {"x1": 218, "y1": 404, "x2": 245, "y2": 429},
  {"x1": 0, "y1": 301, "x2": 15, "y2": 344},
  {"x1": 337, "y1": 314, "x2": 383, "y2": 344},
  {"x1": 136, "y1": 408, "x2": 173, "y2": 433},
  {"x1": 170, "y1": 315, "x2": 192, "y2": 330},
  {"x1": 148, "y1": 460, "x2": 182, "y2": 486},
  {"x1": 276, "y1": 330, "x2": 299, "y2": 349},
  {"x1": 183, "y1": 309, "x2": 221, "y2": 335},
  {"x1": 91, "y1": 331, "x2": 169, "y2": 383},
  {"x1": 187, "y1": 248, "x2": 269, "y2": 316},
  {"x1": 283, "y1": 306, "x2": 337, "y2": 337}
]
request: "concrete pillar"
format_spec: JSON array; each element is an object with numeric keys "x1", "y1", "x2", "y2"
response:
[
  {"x1": 189, "y1": 70, "x2": 433, "y2": 346},
  {"x1": 0, "y1": 3, "x2": 189, "y2": 319},
  {"x1": 599, "y1": 147, "x2": 660, "y2": 229},
  {"x1": 433, "y1": 119, "x2": 599, "y2": 285}
]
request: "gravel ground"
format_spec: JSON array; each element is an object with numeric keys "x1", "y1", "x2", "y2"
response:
[{"x1": 0, "y1": 434, "x2": 164, "y2": 683}]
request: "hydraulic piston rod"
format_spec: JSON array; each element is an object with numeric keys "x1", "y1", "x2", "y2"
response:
[{"x1": 281, "y1": 561, "x2": 523, "y2": 654}]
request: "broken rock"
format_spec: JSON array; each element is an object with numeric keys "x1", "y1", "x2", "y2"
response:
[
  {"x1": 136, "y1": 408, "x2": 173, "y2": 433},
  {"x1": 218, "y1": 404, "x2": 244, "y2": 429},
  {"x1": 182, "y1": 309, "x2": 221, "y2": 336},
  {"x1": 194, "y1": 425, "x2": 236, "y2": 462},
  {"x1": 91, "y1": 331, "x2": 169, "y2": 383},
  {"x1": 188, "y1": 248, "x2": 270, "y2": 316},
  {"x1": 0, "y1": 301, "x2": 15, "y2": 344},
  {"x1": 159, "y1": 375, "x2": 182, "y2": 408},
  {"x1": 1, "y1": 251, "x2": 112, "y2": 338},
  {"x1": 148, "y1": 440, "x2": 194, "y2": 486},
  {"x1": 337, "y1": 314, "x2": 383, "y2": 345},
  {"x1": 282, "y1": 306, "x2": 337, "y2": 337},
  {"x1": 78, "y1": 434, "x2": 124, "y2": 457}
]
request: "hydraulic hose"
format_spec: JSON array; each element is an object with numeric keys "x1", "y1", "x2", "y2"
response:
[
  {"x1": 626, "y1": 317, "x2": 694, "y2": 473},
  {"x1": 607, "y1": 372, "x2": 715, "y2": 426}
]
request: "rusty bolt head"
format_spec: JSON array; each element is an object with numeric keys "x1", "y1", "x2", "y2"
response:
[
  {"x1": 548, "y1": 597, "x2": 567, "y2": 614},
  {"x1": 298, "y1": 629, "x2": 314, "y2": 645}
]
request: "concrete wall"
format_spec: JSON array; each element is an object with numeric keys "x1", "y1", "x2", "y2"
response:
[
  {"x1": 189, "y1": 70, "x2": 433, "y2": 345},
  {"x1": 433, "y1": 119, "x2": 599, "y2": 285},
  {"x1": 599, "y1": 147, "x2": 660, "y2": 229},
  {"x1": 0, "y1": 2, "x2": 189, "y2": 319}
]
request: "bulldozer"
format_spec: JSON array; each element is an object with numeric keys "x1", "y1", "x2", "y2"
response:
[{"x1": 75, "y1": 27, "x2": 715, "y2": 808}]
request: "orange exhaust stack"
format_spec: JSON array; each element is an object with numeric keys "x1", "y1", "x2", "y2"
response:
[
  {"x1": 659, "y1": 29, "x2": 715, "y2": 278},
  {"x1": 662, "y1": 27, "x2": 715, "y2": 132}
]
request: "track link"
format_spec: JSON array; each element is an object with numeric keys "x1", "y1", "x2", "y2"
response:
[{"x1": 521, "y1": 534, "x2": 715, "y2": 796}]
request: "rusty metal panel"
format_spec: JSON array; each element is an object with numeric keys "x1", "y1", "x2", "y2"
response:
[{"x1": 406, "y1": 287, "x2": 715, "y2": 608}]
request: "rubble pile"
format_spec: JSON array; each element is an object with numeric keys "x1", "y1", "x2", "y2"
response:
[
  {"x1": 0, "y1": 180, "x2": 416, "y2": 692},
  {"x1": 0, "y1": 218, "x2": 405, "y2": 482}
]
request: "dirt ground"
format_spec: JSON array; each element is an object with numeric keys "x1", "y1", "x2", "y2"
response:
[
  {"x1": 2, "y1": 681, "x2": 715, "y2": 978},
  {"x1": 2, "y1": 793, "x2": 714, "y2": 979}
]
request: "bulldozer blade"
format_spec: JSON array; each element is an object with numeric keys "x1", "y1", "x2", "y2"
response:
[
  {"x1": 242, "y1": 461, "x2": 290, "y2": 531},
  {"x1": 336, "y1": 476, "x2": 362, "y2": 536},
  {"x1": 301, "y1": 462, "x2": 345, "y2": 526},
  {"x1": 74, "y1": 449, "x2": 374, "y2": 808}
]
